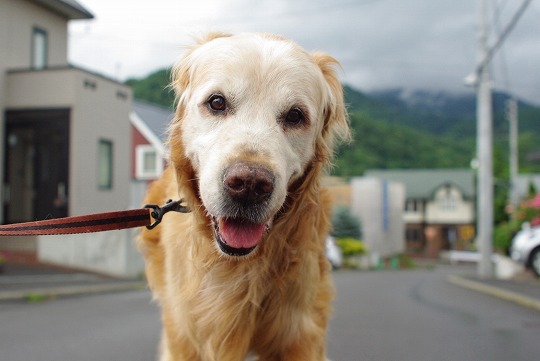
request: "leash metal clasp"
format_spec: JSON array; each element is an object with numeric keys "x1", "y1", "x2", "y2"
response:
[{"x1": 145, "y1": 199, "x2": 190, "y2": 230}]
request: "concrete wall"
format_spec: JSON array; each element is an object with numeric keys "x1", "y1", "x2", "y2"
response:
[
  {"x1": 6, "y1": 68, "x2": 77, "y2": 106},
  {"x1": 37, "y1": 230, "x2": 144, "y2": 278},
  {"x1": 0, "y1": 0, "x2": 141, "y2": 276},
  {"x1": 5, "y1": 68, "x2": 132, "y2": 215},
  {"x1": 350, "y1": 177, "x2": 405, "y2": 261},
  {"x1": 71, "y1": 71, "x2": 132, "y2": 215},
  {"x1": 0, "y1": 0, "x2": 70, "y2": 151},
  {"x1": 0, "y1": 0, "x2": 69, "y2": 70},
  {"x1": 4, "y1": 68, "x2": 139, "y2": 277},
  {"x1": 1, "y1": 0, "x2": 70, "y2": 221}
]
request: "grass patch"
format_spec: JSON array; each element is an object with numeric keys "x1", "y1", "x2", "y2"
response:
[{"x1": 26, "y1": 293, "x2": 55, "y2": 303}]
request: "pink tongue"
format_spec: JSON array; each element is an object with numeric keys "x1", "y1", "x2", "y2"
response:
[{"x1": 220, "y1": 219, "x2": 266, "y2": 249}]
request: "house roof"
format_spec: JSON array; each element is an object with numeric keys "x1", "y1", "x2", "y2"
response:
[
  {"x1": 31, "y1": 0, "x2": 94, "y2": 20},
  {"x1": 131, "y1": 100, "x2": 174, "y2": 156},
  {"x1": 364, "y1": 169, "x2": 475, "y2": 199}
]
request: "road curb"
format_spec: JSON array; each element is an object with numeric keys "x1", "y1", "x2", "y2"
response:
[
  {"x1": 447, "y1": 275, "x2": 540, "y2": 313},
  {"x1": 0, "y1": 281, "x2": 146, "y2": 301}
]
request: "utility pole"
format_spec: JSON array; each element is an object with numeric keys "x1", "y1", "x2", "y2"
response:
[
  {"x1": 476, "y1": 0, "x2": 494, "y2": 279},
  {"x1": 471, "y1": 0, "x2": 532, "y2": 279},
  {"x1": 466, "y1": 0, "x2": 532, "y2": 278},
  {"x1": 507, "y1": 98, "x2": 519, "y2": 208}
]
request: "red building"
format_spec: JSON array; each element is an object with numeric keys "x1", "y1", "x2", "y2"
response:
[{"x1": 130, "y1": 100, "x2": 171, "y2": 207}]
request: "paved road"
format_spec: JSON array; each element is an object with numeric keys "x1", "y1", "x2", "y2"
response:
[
  {"x1": 0, "y1": 290, "x2": 161, "y2": 361},
  {"x1": 328, "y1": 266, "x2": 540, "y2": 361},
  {"x1": 1, "y1": 265, "x2": 540, "y2": 361}
]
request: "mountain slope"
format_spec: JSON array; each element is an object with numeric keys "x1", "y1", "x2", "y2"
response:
[
  {"x1": 335, "y1": 111, "x2": 474, "y2": 176},
  {"x1": 125, "y1": 68, "x2": 540, "y2": 176},
  {"x1": 344, "y1": 85, "x2": 540, "y2": 174},
  {"x1": 367, "y1": 87, "x2": 540, "y2": 137},
  {"x1": 126, "y1": 69, "x2": 174, "y2": 109}
]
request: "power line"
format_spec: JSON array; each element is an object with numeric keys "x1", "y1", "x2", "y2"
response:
[
  {"x1": 476, "y1": 0, "x2": 533, "y2": 75},
  {"x1": 492, "y1": 0, "x2": 512, "y2": 93}
]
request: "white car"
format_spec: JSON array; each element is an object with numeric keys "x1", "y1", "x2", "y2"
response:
[
  {"x1": 510, "y1": 222, "x2": 540, "y2": 277},
  {"x1": 326, "y1": 236, "x2": 343, "y2": 269}
]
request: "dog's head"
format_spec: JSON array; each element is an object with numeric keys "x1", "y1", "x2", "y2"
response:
[{"x1": 169, "y1": 32, "x2": 349, "y2": 257}]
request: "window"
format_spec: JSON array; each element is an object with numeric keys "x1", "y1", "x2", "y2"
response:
[
  {"x1": 32, "y1": 28, "x2": 48, "y2": 69},
  {"x1": 406, "y1": 228, "x2": 421, "y2": 241},
  {"x1": 405, "y1": 199, "x2": 424, "y2": 212},
  {"x1": 136, "y1": 145, "x2": 162, "y2": 179},
  {"x1": 440, "y1": 195, "x2": 457, "y2": 211},
  {"x1": 439, "y1": 186, "x2": 458, "y2": 211},
  {"x1": 98, "y1": 140, "x2": 113, "y2": 189}
]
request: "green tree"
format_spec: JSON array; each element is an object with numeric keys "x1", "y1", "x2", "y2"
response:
[
  {"x1": 331, "y1": 206, "x2": 361, "y2": 240},
  {"x1": 126, "y1": 68, "x2": 174, "y2": 109}
]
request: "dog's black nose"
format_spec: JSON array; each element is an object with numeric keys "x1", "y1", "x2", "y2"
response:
[{"x1": 223, "y1": 162, "x2": 274, "y2": 204}]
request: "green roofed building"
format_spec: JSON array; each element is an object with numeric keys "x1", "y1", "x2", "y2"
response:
[{"x1": 365, "y1": 169, "x2": 476, "y2": 257}]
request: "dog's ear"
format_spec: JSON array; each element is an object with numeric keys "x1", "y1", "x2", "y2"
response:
[
  {"x1": 170, "y1": 32, "x2": 233, "y2": 119},
  {"x1": 311, "y1": 52, "x2": 351, "y2": 165}
]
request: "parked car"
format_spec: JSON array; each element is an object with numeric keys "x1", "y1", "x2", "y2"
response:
[
  {"x1": 510, "y1": 222, "x2": 540, "y2": 277},
  {"x1": 326, "y1": 235, "x2": 343, "y2": 269}
]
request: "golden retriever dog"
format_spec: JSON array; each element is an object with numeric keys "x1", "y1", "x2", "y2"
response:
[{"x1": 138, "y1": 32, "x2": 350, "y2": 361}]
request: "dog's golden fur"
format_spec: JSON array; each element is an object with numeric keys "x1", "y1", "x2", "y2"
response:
[{"x1": 138, "y1": 32, "x2": 349, "y2": 361}]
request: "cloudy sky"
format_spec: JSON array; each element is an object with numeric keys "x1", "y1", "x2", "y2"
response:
[{"x1": 68, "y1": 0, "x2": 540, "y2": 105}]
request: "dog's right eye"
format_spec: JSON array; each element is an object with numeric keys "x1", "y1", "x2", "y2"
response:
[{"x1": 208, "y1": 95, "x2": 227, "y2": 113}]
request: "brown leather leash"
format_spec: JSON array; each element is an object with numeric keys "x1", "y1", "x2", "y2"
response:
[{"x1": 0, "y1": 199, "x2": 189, "y2": 236}]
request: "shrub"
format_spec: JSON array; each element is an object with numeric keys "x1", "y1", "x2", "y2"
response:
[
  {"x1": 336, "y1": 238, "x2": 366, "y2": 257},
  {"x1": 331, "y1": 206, "x2": 361, "y2": 240},
  {"x1": 494, "y1": 194, "x2": 540, "y2": 254}
]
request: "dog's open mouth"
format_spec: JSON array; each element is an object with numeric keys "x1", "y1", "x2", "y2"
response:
[{"x1": 212, "y1": 216, "x2": 269, "y2": 256}]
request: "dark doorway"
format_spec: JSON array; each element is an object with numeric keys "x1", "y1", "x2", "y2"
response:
[{"x1": 4, "y1": 109, "x2": 70, "y2": 223}]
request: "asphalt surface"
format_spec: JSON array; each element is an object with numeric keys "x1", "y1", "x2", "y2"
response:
[
  {"x1": 2, "y1": 264, "x2": 540, "y2": 361},
  {"x1": 1, "y1": 259, "x2": 539, "y2": 311},
  {"x1": 0, "y1": 262, "x2": 145, "y2": 301},
  {"x1": 329, "y1": 266, "x2": 540, "y2": 361}
]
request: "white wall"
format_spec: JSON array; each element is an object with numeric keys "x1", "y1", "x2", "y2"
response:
[
  {"x1": 0, "y1": 0, "x2": 142, "y2": 276},
  {"x1": 0, "y1": 0, "x2": 69, "y2": 70},
  {"x1": 5, "y1": 68, "x2": 132, "y2": 215},
  {"x1": 350, "y1": 177, "x2": 405, "y2": 260},
  {"x1": 71, "y1": 71, "x2": 132, "y2": 215},
  {"x1": 37, "y1": 230, "x2": 144, "y2": 278},
  {"x1": 425, "y1": 185, "x2": 475, "y2": 224},
  {"x1": 4, "y1": 68, "x2": 139, "y2": 277},
  {"x1": 0, "y1": 0, "x2": 69, "y2": 221}
]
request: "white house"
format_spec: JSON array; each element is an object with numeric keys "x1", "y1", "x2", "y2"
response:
[
  {"x1": 365, "y1": 169, "x2": 476, "y2": 257},
  {"x1": 0, "y1": 0, "x2": 141, "y2": 276}
]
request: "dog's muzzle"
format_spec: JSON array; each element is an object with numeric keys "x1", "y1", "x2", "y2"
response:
[
  {"x1": 212, "y1": 162, "x2": 275, "y2": 257},
  {"x1": 223, "y1": 162, "x2": 274, "y2": 206}
]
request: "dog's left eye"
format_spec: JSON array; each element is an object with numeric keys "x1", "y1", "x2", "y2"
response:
[
  {"x1": 208, "y1": 94, "x2": 227, "y2": 113},
  {"x1": 284, "y1": 108, "x2": 305, "y2": 127}
]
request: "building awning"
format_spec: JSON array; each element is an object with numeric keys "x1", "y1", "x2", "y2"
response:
[{"x1": 31, "y1": 0, "x2": 94, "y2": 20}]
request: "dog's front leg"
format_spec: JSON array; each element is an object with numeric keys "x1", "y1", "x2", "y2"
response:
[
  {"x1": 158, "y1": 331, "x2": 204, "y2": 361},
  {"x1": 257, "y1": 347, "x2": 328, "y2": 361},
  {"x1": 282, "y1": 336, "x2": 328, "y2": 361},
  {"x1": 255, "y1": 329, "x2": 328, "y2": 361}
]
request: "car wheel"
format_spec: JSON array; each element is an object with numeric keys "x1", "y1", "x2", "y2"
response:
[{"x1": 530, "y1": 247, "x2": 540, "y2": 278}]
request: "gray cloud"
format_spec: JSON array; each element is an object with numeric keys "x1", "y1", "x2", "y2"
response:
[{"x1": 70, "y1": 0, "x2": 540, "y2": 104}]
